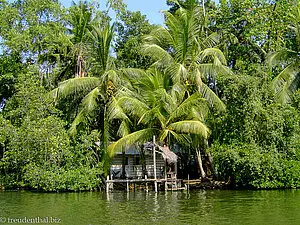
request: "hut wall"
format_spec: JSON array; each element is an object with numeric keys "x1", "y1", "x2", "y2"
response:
[
  {"x1": 145, "y1": 155, "x2": 165, "y2": 178},
  {"x1": 110, "y1": 154, "x2": 165, "y2": 179},
  {"x1": 110, "y1": 156, "x2": 122, "y2": 178}
]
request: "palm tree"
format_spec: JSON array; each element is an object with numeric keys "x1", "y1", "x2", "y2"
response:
[
  {"x1": 268, "y1": 4, "x2": 300, "y2": 104},
  {"x1": 54, "y1": 1, "x2": 93, "y2": 81},
  {"x1": 142, "y1": 0, "x2": 231, "y2": 111},
  {"x1": 51, "y1": 21, "x2": 118, "y2": 155},
  {"x1": 108, "y1": 67, "x2": 211, "y2": 178},
  {"x1": 138, "y1": 0, "x2": 231, "y2": 177},
  {"x1": 106, "y1": 1, "x2": 233, "y2": 179}
]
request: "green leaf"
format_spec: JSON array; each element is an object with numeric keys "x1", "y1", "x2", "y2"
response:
[
  {"x1": 107, "y1": 128, "x2": 156, "y2": 157},
  {"x1": 168, "y1": 120, "x2": 210, "y2": 139}
]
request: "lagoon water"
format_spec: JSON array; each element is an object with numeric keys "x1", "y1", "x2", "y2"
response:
[{"x1": 1, "y1": 189, "x2": 300, "y2": 225}]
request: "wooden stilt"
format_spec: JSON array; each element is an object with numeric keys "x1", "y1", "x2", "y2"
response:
[
  {"x1": 164, "y1": 159, "x2": 168, "y2": 191},
  {"x1": 153, "y1": 136, "x2": 158, "y2": 192},
  {"x1": 175, "y1": 173, "x2": 177, "y2": 190},
  {"x1": 106, "y1": 175, "x2": 110, "y2": 193},
  {"x1": 145, "y1": 175, "x2": 148, "y2": 192},
  {"x1": 187, "y1": 174, "x2": 190, "y2": 193}
]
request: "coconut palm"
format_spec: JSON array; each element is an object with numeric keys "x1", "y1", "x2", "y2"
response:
[
  {"x1": 107, "y1": 1, "x2": 232, "y2": 178},
  {"x1": 54, "y1": 0, "x2": 93, "y2": 81},
  {"x1": 268, "y1": 4, "x2": 300, "y2": 104},
  {"x1": 132, "y1": 0, "x2": 231, "y2": 177},
  {"x1": 142, "y1": 0, "x2": 232, "y2": 111},
  {"x1": 108, "y1": 67, "x2": 211, "y2": 178},
  {"x1": 51, "y1": 21, "x2": 118, "y2": 152}
]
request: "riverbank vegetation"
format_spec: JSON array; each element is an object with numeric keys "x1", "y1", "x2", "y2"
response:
[{"x1": 1, "y1": 0, "x2": 300, "y2": 191}]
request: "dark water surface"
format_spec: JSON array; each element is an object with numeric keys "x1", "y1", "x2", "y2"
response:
[{"x1": 0, "y1": 189, "x2": 300, "y2": 225}]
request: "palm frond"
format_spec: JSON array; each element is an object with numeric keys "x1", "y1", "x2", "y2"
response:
[
  {"x1": 120, "y1": 68, "x2": 146, "y2": 81},
  {"x1": 189, "y1": 107, "x2": 207, "y2": 121},
  {"x1": 138, "y1": 107, "x2": 166, "y2": 128},
  {"x1": 69, "y1": 87, "x2": 103, "y2": 135},
  {"x1": 169, "y1": 130, "x2": 192, "y2": 145},
  {"x1": 108, "y1": 97, "x2": 128, "y2": 121},
  {"x1": 143, "y1": 26, "x2": 173, "y2": 48},
  {"x1": 56, "y1": 77, "x2": 101, "y2": 99},
  {"x1": 117, "y1": 120, "x2": 131, "y2": 138},
  {"x1": 88, "y1": 22, "x2": 114, "y2": 73},
  {"x1": 158, "y1": 129, "x2": 169, "y2": 142},
  {"x1": 107, "y1": 128, "x2": 156, "y2": 157},
  {"x1": 168, "y1": 120, "x2": 210, "y2": 139},
  {"x1": 81, "y1": 87, "x2": 104, "y2": 111},
  {"x1": 200, "y1": 83, "x2": 226, "y2": 112},
  {"x1": 117, "y1": 96, "x2": 150, "y2": 118},
  {"x1": 165, "y1": 62, "x2": 188, "y2": 83},
  {"x1": 168, "y1": 92, "x2": 206, "y2": 122},
  {"x1": 170, "y1": 83, "x2": 187, "y2": 103},
  {"x1": 142, "y1": 44, "x2": 173, "y2": 62},
  {"x1": 198, "y1": 63, "x2": 233, "y2": 78},
  {"x1": 198, "y1": 48, "x2": 227, "y2": 65},
  {"x1": 69, "y1": 110, "x2": 86, "y2": 136},
  {"x1": 102, "y1": 69, "x2": 121, "y2": 85},
  {"x1": 49, "y1": 88, "x2": 59, "y2": 101},
  {"x1": 201, "y1": 32, "x2": 221, "y2": 48},
  {"x1": 272, "y1": 63, "x2": 300, "y2": 104},
  {"x1": 267, "y1": 49, "x2": 297, "y2": 68}
]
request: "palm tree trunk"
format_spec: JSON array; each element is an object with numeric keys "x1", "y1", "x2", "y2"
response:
[
  {"x1": 196, "y1": 149, "x2": 206, "y2": 179},
  {"x1": 204, "y1": 139, "x2": 214, "y2": 176}
]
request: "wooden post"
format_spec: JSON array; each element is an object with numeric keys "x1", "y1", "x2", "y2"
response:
[
  {"x1": 106, "y1": 175, "x2": 109, "y2": 193},
  {"x1": 171, "y1": 174, "x2": 173, "y2": 192},
  {"x1": 126, "y1": 178, "x2": 129, "y2": 192},
  {"x1": 175, "y1": 173, "x2": 177, "y2": 190},
  {"x1": 164, "y1": 159, "x2": 168, "y2": 191},
  {"x1": 145, "y1": 175, "x2": 148, "y2": 192},
  {"x1": 153, "y1": 135, "x2": 158, "y2": 192},
  {"x1": 187, "y1": 174, "x2": 190, "y2": 193}
]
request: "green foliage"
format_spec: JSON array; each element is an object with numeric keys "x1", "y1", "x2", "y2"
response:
[
  {"x1": 212, "y1": 72, "x2": 273, "y2": 143},
  {"x1": 211, "y1": 142, "x2": 300, "y2": 189},
  {"x1": 1, "y1": 0, "x2": 300, "y2": 191},
  {"x1": 115, "y1": 10, "x2": 156, "y2": 68},
  {"x1": 0, "y1": 54, "x2": 23, "y2": 101},
  {"x1": 23, "y1": 163, "x2": 103, "y2": 192},
  {"x1": 3, "y1": 72, "x2": 58, "y2": 124},
  {"x1": 0, "y1": 0, "x2": 68, "y2": 62},
  {"x1": 210, "y1": 70, "x2": 300, "y2": 189},
  {"x1": 214, "y1": 0, "x2": 293, "y2": 70},
  {"x1": 266, "y1": 3, "x2": 300, "y2": 104},
  {"x1": 0, "y1": 72, "x2": 104, "y2": 191}
]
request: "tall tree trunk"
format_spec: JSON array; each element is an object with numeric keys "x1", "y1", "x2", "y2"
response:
[
  {"x1": 196, "y1": 149, "x2": 206, "y2": 179},
  {"x1": 204, "y1": 139, "x2": 214, "y2": 177}
]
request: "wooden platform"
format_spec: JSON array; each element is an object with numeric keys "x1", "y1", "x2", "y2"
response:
[
  {"x1": 183, "y1": 179, "x2": 202, "y2": 184},
  {"x1": 106, "y1": 176, "x2": 186, "y2": 192},
  {"x1": 106, "y1": 178, "x2": 158, "y2": 183}
]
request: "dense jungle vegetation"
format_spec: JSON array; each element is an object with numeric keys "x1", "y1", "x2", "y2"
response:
[{"x1": 1, "y1": 0, "x2": 300, "y2": 191}]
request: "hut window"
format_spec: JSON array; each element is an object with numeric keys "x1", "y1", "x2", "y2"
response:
[{"x1": 125, "y1": 157, "x2": 129, "y2": 165}]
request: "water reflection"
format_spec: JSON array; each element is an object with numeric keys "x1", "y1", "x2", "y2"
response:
[{"x1": 1, "y1": 190, "x2": 300, "y2": 224}]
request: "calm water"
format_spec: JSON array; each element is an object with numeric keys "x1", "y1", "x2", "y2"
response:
[{"x1": 0, "y1": 189, "x2": 300, "y2": 225}]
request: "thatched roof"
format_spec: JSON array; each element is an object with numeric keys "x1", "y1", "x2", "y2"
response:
[
  {"x1": 159, "y1": 145, "x2": 178, "y2": 164},
  {"x1": 144, "y1": 142, "x2": 178, "y2": 164}
]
